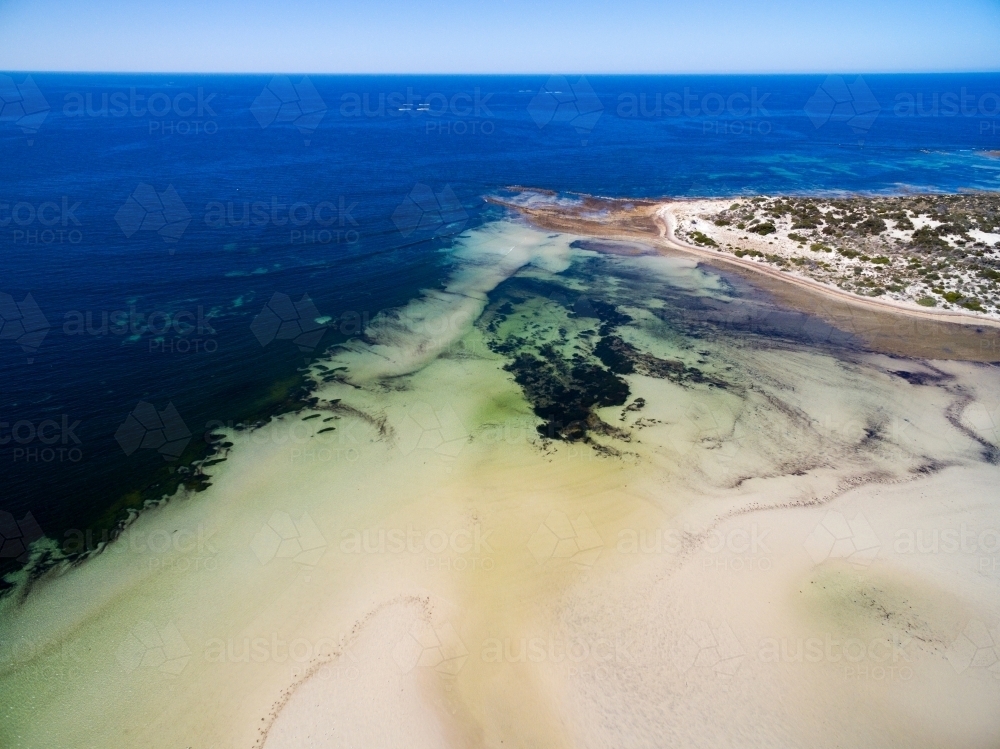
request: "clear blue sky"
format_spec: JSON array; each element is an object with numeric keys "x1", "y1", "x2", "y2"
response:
[{"x1": 1, "y1": 0, "x2": 998, "y2": 73}]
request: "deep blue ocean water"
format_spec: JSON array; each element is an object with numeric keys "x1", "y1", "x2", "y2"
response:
[{"x1": 1, "y1": 73, "x2": 999, "y2": 565}]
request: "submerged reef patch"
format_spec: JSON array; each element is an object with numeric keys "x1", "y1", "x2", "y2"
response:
[{"x1": 480, "y1": 271, "x2": 726, "y2": 442}]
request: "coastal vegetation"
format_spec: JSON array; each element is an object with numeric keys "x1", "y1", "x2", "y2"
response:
[{"x1": 678, "y1": 193, "x2": 1000, "y2": 315}]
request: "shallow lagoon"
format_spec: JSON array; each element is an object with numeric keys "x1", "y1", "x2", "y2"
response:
[{"x1": 3, "y1": 219, "x2": 999, "y2": 748}]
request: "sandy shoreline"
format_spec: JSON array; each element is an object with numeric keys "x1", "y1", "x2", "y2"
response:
[
  {"x1": 491, "y1": 191, "x2": 1000, "y2": 362},
  {"x1": 657, "y1": 204, "x2": 1000, "y2": 327},
  {"x1": 2, "y1": 219, "x2": 1000, "y2": 748}
]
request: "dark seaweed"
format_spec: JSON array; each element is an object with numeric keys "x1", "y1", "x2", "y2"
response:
[
  {"x1": 596, "y1": 335, "x2": 726, "y2": 387},
  {"x1": 504, "y1": 353, "x2": 629, "y2": 440},
  {"x1": 890, "y1": 370, "x2": 936, "y2": 385},
  {"x1": 482, "y1": 272, "x2": 727, "y2": 443}
]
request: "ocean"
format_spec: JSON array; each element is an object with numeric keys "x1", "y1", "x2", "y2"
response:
[{"x1": 2, "y1": 72, "x2": 999, "y2": 571}]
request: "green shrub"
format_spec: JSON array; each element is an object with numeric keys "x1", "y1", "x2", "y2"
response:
[
  {"x1": 858, "y1": 217, "x2": 887, "y2": 235},
  {"x1": 748, "y1": 222, "x2": 776, "y2": 235},
  {"x1": 911, "y1": 227, "x2": 950, "y2": 250},
  {"x1": 689, "y1": 231, "x2": 718, "y2": 247}
]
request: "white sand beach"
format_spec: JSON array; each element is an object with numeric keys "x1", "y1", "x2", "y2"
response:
[
  {"x1": 2, "y1": 219, "x2": 1000, "y2": 748},
  {"x1": 662, "y1": 197, "x2": 1000, "y2": 322}
]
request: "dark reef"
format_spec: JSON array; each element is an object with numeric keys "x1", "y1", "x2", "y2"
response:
[{"x1": 482, "y1": 273, "x2": 725, "y2": 442}]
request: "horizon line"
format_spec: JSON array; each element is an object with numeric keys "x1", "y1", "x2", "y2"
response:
[{"x1": 4, "y1": 69, "x2": 1000, "y2": 77}]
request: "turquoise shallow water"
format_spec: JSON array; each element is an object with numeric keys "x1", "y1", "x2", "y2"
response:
[
  {"x1": 2, "y1": 215, "x2": 1000, "y2": 749},
  {"x1": 1, "y1": 72, "x2": 998, "y2": 575}
]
